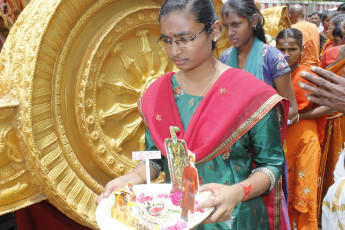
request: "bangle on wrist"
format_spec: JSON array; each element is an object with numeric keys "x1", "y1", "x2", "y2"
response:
[
  {"x1": 239, "y1": 182, "x2": 252, "y2": 202},
  {"x1": 131, "y1": 170, "x2": 146, "y2": 183},
  {"x1": 251, "y1": 167, "x2": 275, "y2": 192},
  {"x1": 296, "y1": 113, "x2": 300, "y2": 123}
]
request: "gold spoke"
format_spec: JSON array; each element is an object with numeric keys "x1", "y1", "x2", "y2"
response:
[
  {"x1": 158, "y1": 48, "x2": 170, "y2": 76},
  {"x1": 98, "y1": 74, "x2": 140, "y2": 96},
  {"x1": 111, "y1": 43, "x2": 142, "y2": 81},
  {"x1": 137, "y1": 29, "x2": 154, "y2": 76},
  {"x1": 110, "y1": 118, "x2": 142, "y2": 152},
  {"x1": 98, "y1": 103, "x2": 137, "y2": 125}
]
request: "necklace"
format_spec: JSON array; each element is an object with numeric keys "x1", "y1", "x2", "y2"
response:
[{"x1": 181, "y1": 60, "x2": 221, "y2": 97}]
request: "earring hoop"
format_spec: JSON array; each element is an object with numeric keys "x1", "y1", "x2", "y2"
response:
[
  {"x1": 213, "y1": 33, "x2": 220, "y2": 42},
  {"x1": 252, "y1": 26, "x2": 257, "y2": 30}
]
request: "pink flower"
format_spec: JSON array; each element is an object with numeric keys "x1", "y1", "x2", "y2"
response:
[
  {"x1": 191, "y1": 201, "x2": 205, "y2": 213},
  {"x1": 158, "y1": 193, "x2": 169, "y2": 199},
  {"x1": 169, "y1": 191, "x2": 183, "y2": 206},
  {"x1": 161, "y1": 219, "x2": 187, "y2": 230},
  {"x1": 137, "y1": 192, "x2": 153, "y2": 204},
  {"x1": 191, "y1": 209, "x2": 205, "y2": 214}
]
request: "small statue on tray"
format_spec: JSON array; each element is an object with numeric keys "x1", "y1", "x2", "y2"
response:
[
  {"x1": 165, "y1": 126, "x2": 188, "y2": 192},
  {"x1": 181, "y1": 153, "x2": 199, "y2": 222}
]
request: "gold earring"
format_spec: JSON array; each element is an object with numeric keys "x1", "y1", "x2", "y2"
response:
[{"x1": 214, "y1": 34, "x2": 220, "y2": 42}]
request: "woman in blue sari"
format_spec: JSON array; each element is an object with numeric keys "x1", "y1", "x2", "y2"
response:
[
  {"x1": 219, "y1": 1, "x2": 296, "y2": 229},
  {"x1": 219, "y1": 0, "x2": 298, "y2": 125}
]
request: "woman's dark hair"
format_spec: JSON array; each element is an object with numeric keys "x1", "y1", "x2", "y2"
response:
[
  {"x1": 332, "y1": 26, "x2": 343, "y2": 40},
  {"x1": 338, "y1": 3, "x2": 345, "y2": 12},
  {"x1": 276, "y1": 28, "x2": 303, "y2": 49},
  {"x1": 221, "y1": 0, "x2": 266, "y2": 44},
  {"x1": 310, "y1": 12, "x2": 320, "y2": 18},
  {"x1": 331, "y1": 12, "x2": 344, "y2": 19},
  {"x1": 331, "y1": 14, "x2": 345, "y2": 27},
  {"x1": 321, "y1": 10, "x2": 334, "y2": 23},
  {"x1": 158, "y1": 0, "x2": 219, "y2": 50}
]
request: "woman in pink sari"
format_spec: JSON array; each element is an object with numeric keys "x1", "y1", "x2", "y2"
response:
[{"x1": 98, "y1": 0, "x2": 289, "y2": 229}]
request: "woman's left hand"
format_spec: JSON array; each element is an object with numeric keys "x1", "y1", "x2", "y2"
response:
[{"x1": 197, "y1": 183, "x2": 242, "y2": 224}]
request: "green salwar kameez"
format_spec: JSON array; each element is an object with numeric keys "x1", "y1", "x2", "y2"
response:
[{"x1": 145, "y1": 75, "x2": 284, "y2": 230}]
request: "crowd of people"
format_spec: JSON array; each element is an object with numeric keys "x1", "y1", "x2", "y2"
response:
[{"x1": 97, "y1": 1, "x2": 345, "y2": 229}]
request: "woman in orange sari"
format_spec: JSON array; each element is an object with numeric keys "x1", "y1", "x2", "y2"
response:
[
  {"x1": 320, "y1": 27, "x2": 345, "y2": 69},
  {"x1": 321, "y1": 13, "x2": 345, "y2": 56},
  {"x1": 319, "y1": 11, "x2": 334, "y2": 54},
  {"x1": 276, "y1": 28, "x2": 328, "y2": 230}
]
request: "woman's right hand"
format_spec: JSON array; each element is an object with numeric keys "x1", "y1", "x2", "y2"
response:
[
  {"x1": 197, "y1": 183, "x2": 243, "y2": 224},
  {"x1": 96, "y1": 177, "x2": 127, "y2": 205}
]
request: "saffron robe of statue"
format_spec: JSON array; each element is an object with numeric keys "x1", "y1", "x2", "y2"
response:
[{"x1": 181, "y1": 165, "x2": 199, "y2": 216}]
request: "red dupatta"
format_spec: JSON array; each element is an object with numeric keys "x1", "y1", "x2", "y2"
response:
[{"x1": 138, "y1": 68, "x2": 287, "y2": 164}]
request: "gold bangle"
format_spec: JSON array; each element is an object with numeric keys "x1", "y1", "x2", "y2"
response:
[{"x1": 131, "y1": 170, "x2": 146, "y2": 183}]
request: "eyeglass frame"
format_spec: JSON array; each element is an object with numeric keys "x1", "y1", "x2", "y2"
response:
[{"x1": 157, "y1": 28, "x2": 205, "y2": 49}]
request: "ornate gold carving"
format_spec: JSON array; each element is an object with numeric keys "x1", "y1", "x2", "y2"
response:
[
  {"x1": 0, "y1": 101, "x2": 45, "y2": 215},
  {"x1": 262, "y1": 6, "x2": 291, "y2": 39},
  {"x1": 98, "y1": 76, "x2": 141, "y2": 96}
]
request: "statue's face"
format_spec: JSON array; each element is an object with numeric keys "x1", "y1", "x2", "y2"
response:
[
  {"x1": 128, "y1": 183, "x2": 133, "y2": 189},
  {"x1": 188, "y1": 157, "x2": 194, "y2": 165}
]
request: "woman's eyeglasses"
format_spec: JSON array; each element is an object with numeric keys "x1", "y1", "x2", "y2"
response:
[{"x1": 157, "y1": 29, "x2": 204, "y2": 49}]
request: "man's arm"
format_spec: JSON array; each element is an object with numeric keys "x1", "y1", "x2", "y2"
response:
[{"x1": 298, "y1": 66, "x2": 345, "y2": 114}]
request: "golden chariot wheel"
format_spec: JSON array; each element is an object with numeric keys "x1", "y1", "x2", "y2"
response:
[{"x1": 0, "y1": 0, "x2": 229, "y2": 228}]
